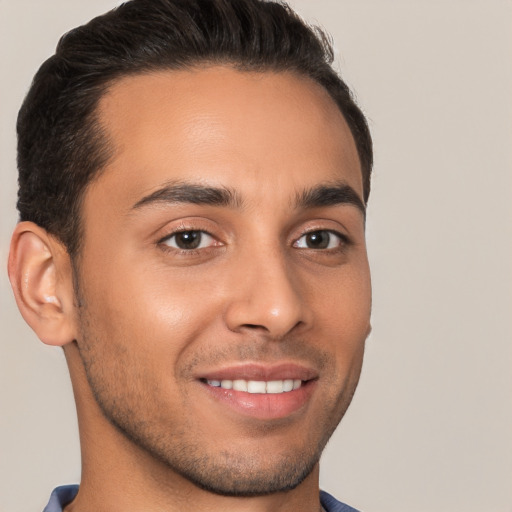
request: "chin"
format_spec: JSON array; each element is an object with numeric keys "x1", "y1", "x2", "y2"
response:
[{"x1": 166, "y1": 449, "x2": 321, "y2": 497}]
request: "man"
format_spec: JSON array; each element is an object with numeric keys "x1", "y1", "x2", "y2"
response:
[{"x1": 8, "y1": 0, "x2": 373, "y2": 510}]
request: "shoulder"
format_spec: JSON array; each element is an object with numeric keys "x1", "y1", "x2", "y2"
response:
[
  {"x1": 42, "y1": 485, "x2": 79, "y2": 512},
  {"x1": 320, "y1": 490, "x2": 361, "y2": 512}
]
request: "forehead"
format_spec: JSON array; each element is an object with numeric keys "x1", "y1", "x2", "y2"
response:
[{"x1": 92, "y1": 66, "x2": 363, "y2": 207}]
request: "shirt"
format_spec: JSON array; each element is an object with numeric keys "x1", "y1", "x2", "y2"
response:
[{"x1": 43, "y1": 485, "x2": 360, "y2": 512}]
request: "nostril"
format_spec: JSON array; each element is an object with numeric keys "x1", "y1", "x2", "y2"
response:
[{"x1": 242, "y1": 323, "x2": 268, "y2": 330}]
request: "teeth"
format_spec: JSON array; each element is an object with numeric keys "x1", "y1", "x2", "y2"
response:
[
  {"x1": 247, "y1": 380, "x2": 266, "y2": 393},
  {"x1": 266, "y1": 380, "x2": 283, "y2": 393},
  {"x1": 233, "y1": 379, "x2": 248, "y2": 392},
  {"x1": 221, "y1": 379, "x2": 232, "y2": 389},
  {"x1": 283, "y1": 379, "x2": 294, "y2": 392},
  {"x1": 207, "y1": 379, "x2": 303, "y2": 394}
]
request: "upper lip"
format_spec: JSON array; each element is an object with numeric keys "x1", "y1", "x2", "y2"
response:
[{"x1": 197, "y1": 363, "x2": 318, "y2": 382}]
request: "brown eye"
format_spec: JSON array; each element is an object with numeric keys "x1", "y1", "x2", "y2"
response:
[
  {"x1": 162, "y1": 230, "x2": 214, "y2": 250},
  {"x1": 294, "y1": 230, "x2": 346, "y2": 250},
  {"x1": 305, "y1": 232, "x2": 329, "y2": 249}
]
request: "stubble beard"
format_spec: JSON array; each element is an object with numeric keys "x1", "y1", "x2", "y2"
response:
[{"x1": 75, "y1": 299, "x2": 364, "y2": 497}]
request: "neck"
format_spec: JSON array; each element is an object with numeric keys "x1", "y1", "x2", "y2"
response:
[{"x1": 64, "y1": 343, "x2": 323, "y2": 512}]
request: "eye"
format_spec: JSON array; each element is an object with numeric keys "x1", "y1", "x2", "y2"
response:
[
  {"x1": 294, "y1": 230, "x2": 347, "y2": 250},
  {"x1": 161, "y1": 230, "x2": 216, "y2": 250}
]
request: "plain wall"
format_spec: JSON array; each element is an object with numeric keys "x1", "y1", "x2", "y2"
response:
[{"x1": 1, "y1": 1, "x2": 511, "y2": 511}]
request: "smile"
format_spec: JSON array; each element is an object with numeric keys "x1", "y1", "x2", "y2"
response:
[
  {"x1": 205, "y1": 379, "x2": 303, "y2": 394},
  {"x1": 196, "y1": 363, "x2": 318, "y2": 420}
]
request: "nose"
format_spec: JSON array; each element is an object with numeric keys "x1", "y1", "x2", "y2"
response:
[{"x1": 223, "y1": 248, "x2": 312, "y2": 339}]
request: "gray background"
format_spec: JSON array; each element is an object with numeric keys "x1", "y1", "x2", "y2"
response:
[{"x1": 1, "y1": 1, "x2": 511, "y2": 511}]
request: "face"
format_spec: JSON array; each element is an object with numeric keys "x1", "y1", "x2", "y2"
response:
[{"x1": 74, "y1": 67, "x2": 371, "y2": 496}]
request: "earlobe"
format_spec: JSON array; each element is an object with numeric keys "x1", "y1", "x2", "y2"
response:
[{"x1": 8, "y1": 221, "x2": 77, "y2": 346}]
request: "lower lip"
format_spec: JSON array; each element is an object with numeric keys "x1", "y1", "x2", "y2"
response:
[{"x1": 199, "y1": 380, "x2": 317, "y2": 420}]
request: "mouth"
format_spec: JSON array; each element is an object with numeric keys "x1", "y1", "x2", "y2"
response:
[{"x1": 196, "y1": 363, "x2": 318, "y2": 420}]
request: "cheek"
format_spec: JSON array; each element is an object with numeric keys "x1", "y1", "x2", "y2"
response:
[
  {"x1": 313, "y1": 263, "x2": 371, "y2": 362},
  {"x1": 318, "y1": 261, "x2": 371, "y2": 324},
  {"x1": 78, "y1": 257, "x2": 223, "y2": 369}
]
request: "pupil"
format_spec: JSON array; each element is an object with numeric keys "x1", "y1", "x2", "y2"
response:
[
  {"x1": 176, "y1": 231, "x2": 201, "y2": 249},
  {"x1": 306, "y1": 231, "x2": 329, "y2": 249}
]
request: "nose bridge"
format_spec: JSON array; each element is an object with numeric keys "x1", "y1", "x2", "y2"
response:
[{"x1": 224, "y1": 241, "x2": 309, "y2": 338}]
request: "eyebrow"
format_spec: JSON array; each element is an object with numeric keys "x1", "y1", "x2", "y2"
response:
[
  {"x1": 132, "y1": 182, "x2": 243, "y2": 210},
  {"x1": 131, "y1": 180, "x2": 365, "y2": 215},
  {"x1": 294, "y1": 182, "x2": 366, "y2": 215}
]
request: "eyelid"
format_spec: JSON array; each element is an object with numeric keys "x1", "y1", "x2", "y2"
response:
[{"x1": 155, "y1": 216, "x2": 220, "y2": 242}]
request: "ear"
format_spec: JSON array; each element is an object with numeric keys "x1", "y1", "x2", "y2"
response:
[{"x1": 8, "y1": 221, "x2": 78, "y2": 346}]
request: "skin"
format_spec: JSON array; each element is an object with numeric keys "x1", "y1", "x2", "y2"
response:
[{"x1": 9, "y1": 67, "x2": 371, "y2": 512}]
